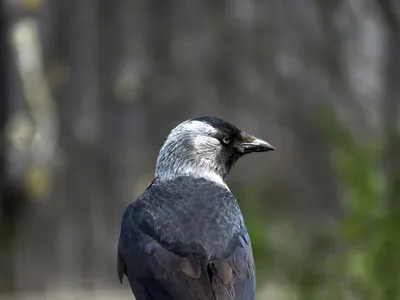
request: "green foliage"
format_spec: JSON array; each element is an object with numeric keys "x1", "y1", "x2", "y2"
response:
[
  {"x1": 236, "y1": 185, "x2": 273, "y2": 278},
  {"x1": 236, "y1": 105, "x2": 400, "y2": 299},
  {"x1": 315, "y1": 104, "x2": 400, "y2": 300}
]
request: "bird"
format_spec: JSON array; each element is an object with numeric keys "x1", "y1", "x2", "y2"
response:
[{"x1": 117, "y1": 116, "x2": 274, "y2": 300}]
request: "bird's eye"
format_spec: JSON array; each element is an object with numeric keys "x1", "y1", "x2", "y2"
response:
[{"x1": 222, "y1": 137, "x2": 231, "y2": 145}]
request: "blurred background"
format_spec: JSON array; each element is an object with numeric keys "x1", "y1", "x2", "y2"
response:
[{"x1": 1, "y1": 0, "x2": 400, "y2": 299}]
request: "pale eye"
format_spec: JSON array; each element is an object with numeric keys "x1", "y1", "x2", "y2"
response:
[{"x1": 222, "y1": 136, "x2": 231, "y2": 145}]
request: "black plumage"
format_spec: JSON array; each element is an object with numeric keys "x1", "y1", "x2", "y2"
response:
[{"x1": 117, "y1": 117, "x2": 274, "y2": 300}]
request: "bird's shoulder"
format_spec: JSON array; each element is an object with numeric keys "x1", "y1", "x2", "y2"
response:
[{"x1": 130, "y1": 177, "x2": 243, "y2": 251}]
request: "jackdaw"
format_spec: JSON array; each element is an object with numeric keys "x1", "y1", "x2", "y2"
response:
[{"x1": 117, "y1": 116, "x2": 274, "y2": 300}]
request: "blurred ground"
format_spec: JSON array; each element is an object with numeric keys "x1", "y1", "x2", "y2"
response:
[
  {"x1": 0, "y1": 285, "x2": 292, "y2": 300},
  {"x1": 0, "y1": 289, "x2": 132, "y2": 300}
]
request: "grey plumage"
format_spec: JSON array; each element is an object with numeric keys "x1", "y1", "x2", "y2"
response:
[{"x1": 117, "y1": 116, "x2": 274, "y2": 300}]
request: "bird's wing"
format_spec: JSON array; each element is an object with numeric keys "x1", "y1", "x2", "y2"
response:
[
  {"x1": 118, "y1": 224, "x2": 212, "y2": 300},
  {"x1": 118, "y1": 223, "x2": 255, "y2": 300},
  {"x1": 208, "y1": 232, "x2": 255, "y2": 300}
]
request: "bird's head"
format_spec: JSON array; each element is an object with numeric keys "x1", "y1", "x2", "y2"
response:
[{"x1": 155, "y1": 116, "x2": 274, "y2": 186}]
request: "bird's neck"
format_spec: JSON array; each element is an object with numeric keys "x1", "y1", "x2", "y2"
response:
[{"x1": 155, "y1": 156, "x2": 229, "y2": 188}]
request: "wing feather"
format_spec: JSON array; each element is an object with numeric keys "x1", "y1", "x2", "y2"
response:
[{"x1": 119, "y1": 227, "x2": 254, "y2": 300}]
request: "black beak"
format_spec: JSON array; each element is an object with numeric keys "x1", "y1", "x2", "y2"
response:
[{"x1": 239, "y1": 132, "x2": 275, "y2": 153}]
